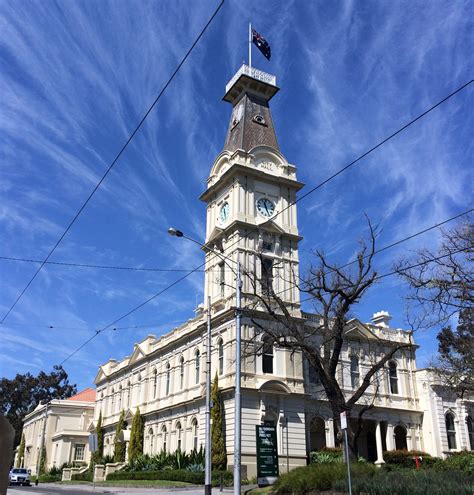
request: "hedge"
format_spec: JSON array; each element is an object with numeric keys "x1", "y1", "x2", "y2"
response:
[
  {"x1": 35, "y1": 474, "x2": 61, "y2": 482},
  {"x1": 333, "y1": 469, "x2": 474, "y2": 495},
  {"x1": 383, "y1": 450, "x2": 437, "y2": 468},
  {"x1": 71, "y1": 470, "x2": 93, "y2": 481},
  {"x1": 106, "y1": 468, "x2": 233, "y2": 486}
]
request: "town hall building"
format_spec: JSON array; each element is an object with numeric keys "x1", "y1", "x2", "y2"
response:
[{"x1": 90, "y1": 65, "x2": 473, "y2": 478}]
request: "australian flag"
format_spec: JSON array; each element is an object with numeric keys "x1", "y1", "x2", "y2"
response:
[{"x1": 252, "y1": 28, "x2": 271, "y2": 60}]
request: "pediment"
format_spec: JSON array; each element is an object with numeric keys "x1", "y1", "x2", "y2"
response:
[
  {"x1": 94, "y1": 368, "x2": 107, "y2": 385},
  {"x1": 257, "y1": 219, "x2": 286, "y2": 235},
  {"x1": 207, "y1": 226, "x2": 224, "y2": 244},
  {"x1": 128, "y1": 344, "x2": 146, "y2": 366},
  {"x1": 345, "y1": 319, "x2": 380, "y2": 341},
  {"x1": 87, "y1": 421, "x2": 96, "y2": 433}
]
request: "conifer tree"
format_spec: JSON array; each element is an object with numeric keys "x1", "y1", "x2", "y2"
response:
[
  {"x1": 211, "y1": 373, "x2": 227, "y2": 470},
  {"x1": 128, "y1": 408, "x2": 144, "y2": 462},
  {"x1": 114, "y1": 410, "x2": 126, "y2": 462},
  {"x1": 16, "y1": 433, "x2": 25, "y2": 467},
  {"x1": 91, "y1": 412, "x2": 104, "y2": 465}
]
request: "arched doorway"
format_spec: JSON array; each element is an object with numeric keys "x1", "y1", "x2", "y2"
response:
[
  {"x1": 309, "y1": 417, "x2": 326, "y2": 451},
  {"x1": 394, "y1": 425, "x2": 408, "y2": 450}
]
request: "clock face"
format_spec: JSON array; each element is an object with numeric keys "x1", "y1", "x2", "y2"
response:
[
  {"x1": 219, "y1": 202, "x2": 230, "y2": 223},
  {"x1": 256, "y1": 198, "x2": 275, "y2": 218}
]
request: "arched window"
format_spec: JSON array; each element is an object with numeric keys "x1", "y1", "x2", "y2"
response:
[
  {"x1": 394, "y1": 425, "x2": 408, "y2": 450},
  {"x1": 262, "y1": 337, "x2": 273, "y2": 374},
  {"x1": 148, "y1": 427, "x2": 154, "y2": 454},
  {"x1": 195, "y1": 350, "x2": 200, "y2": 384},
  {"x1": 191, "y1": 417, "x2": 199, "y2": 451},
  {"x1": 309, "y1": 417, "x2": 326, "y2": 451},
  {"x1": 110, "y1": 388, "x2": 115, "y2": 414},
  {"x1": 261, "y1": 258, "x2": 273, "y2": 296},
  {"x1": 153, "y1": 369, "x2": 158, "y2": 399},
  {"x1": 176, "y1": 421, "x2": 182, "y2": 451},
  {"x1": 126, "y1": 381, "x2": 131, "y2": 408},
  {"x1": 165, "y1": 363, "x2": 171, "y2": 396},
  {"x1": 137, "y1": 374, "x2": 142, "y2": 404},
  {"x1": 218, "y1": 339, "x2": 224, "y2": 375},
  {"x1": 161, "y1": 425, "x2": 168, "y2": 452},
  {"x1": 179, "y1": 356, "x2": 185, "y2": 389},
  {"x1": 118, "y1": 385, "x2": 122, "y2": 411},
  {"x1": 388, "y1": 361, "x2": 399, "y2": 394},
  {"x1": 467, "y1": 416, "x2": 474, "y2": 451},
  {"x1": 445, "y1": 412, "x2": 457, "y2": 449},
  {"x1": 350, "y1": 356, "x2": 360, "y2": 389}
]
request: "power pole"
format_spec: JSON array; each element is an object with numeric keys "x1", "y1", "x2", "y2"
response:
[
  {"x1": 205, "y1": 295, "x2": 212, "y2": 495},
  {"x1": 233, "y1": 261, "x2": 242, "y2": 495},
  {"x1": 35, "y1": 402, "x2": 49, "y2": 485}
]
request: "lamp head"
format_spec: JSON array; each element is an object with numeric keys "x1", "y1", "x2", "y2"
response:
[{"x1": 168, "y1": 227, "x2": 184, "y2": 237}]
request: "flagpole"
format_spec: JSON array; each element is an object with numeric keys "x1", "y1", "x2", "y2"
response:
[{"x1": 248, "y1": 22, "x2": 252, "y2": 68}]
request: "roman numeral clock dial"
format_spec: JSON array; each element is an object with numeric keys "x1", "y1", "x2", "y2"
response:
[
  {"x1": 256, "y1": 198, "x2": 275, "y2": 218},
  {"x1": 219, "y1": 202, "x2": 230, "y2": 223}
]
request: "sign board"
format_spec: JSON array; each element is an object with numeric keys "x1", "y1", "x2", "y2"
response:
[
  {"x1": 88, "y1": 433, "x2": 98, "y2": 453},
  {"x1": 340, "y1": 412, "x2": 347, "y2": 430},
  {"x1": 256, "y1": 425, "x2": 279, "y2": 486}
]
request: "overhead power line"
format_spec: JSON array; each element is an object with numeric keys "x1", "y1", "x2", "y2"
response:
[
  {"x1": 0, "y1": 0, "x2": 225, "y2": 323},
  {"x1": 57, "y1": 208, "x2": 471, "y2": 364},
  {"x1": 0, "y1": 256, "x2": 204, "y2": 272},
  {"x1": 56, "y1": 80, "x2": 473, "y2": 364}
]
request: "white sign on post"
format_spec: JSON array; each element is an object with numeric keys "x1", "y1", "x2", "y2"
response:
[{"x1": 340, "y1": 411, "x2": 347, "y2": 430}]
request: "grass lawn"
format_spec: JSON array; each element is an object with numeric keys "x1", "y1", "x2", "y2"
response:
[
  {"x1": 101, "y1": 479, "x2": 195, "y2": 487},
  {"x1": 60, "y1": 479, "x2": 195, "y2": 488},
  {"x1": 246, "y1": 487, "x2": 274, "y2": 494}
]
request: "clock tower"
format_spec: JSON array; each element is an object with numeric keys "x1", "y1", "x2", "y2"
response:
[{"x1": 200, "y1": 65, "x2": 304, "y2": 313}]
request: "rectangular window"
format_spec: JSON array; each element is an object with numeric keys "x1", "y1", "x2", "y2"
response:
[
  {"x1": 74, "y1": 444, "x2": 85, "y2": 461},
  {"x1": 219, "y1": 262, "x2": 225, "y2": 298},
  {"x1": 261, "y1": 258, "x2": 273, "y2": 296}
]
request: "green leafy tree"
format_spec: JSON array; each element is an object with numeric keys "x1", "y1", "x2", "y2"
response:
[
  {"x1": 114, "y1": 410, "x2": 126, "y2": 462},
  {"x1": 128, "y1": 408, "x2": 144, "y2": 462},
  {"x1": 0, "y1": 365, "x2": 76, "y2": 446},
  {"x1": 211, "y1": 373, "x2": 227, "y2": 470},
  {"x1": 16, "y1": 433, "x2": 25, "y2": 467}
]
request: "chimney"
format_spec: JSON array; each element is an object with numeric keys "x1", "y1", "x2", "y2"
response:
[{"x1": 371, "y1": 311, "x2": 392, "y2": 328}]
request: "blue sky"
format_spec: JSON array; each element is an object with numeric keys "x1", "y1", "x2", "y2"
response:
[{"x1": 1, "y1": 0, "x2": 472, "y2": 391}]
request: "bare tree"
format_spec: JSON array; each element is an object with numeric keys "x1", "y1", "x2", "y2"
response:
[
  {"x1": 394, "y1": 220, "x2": 473, "y2": 325},
  {"x1": 243, "y1": 223, "x2": 415, "y2": 458},
  {"x1": 395, "y1": 220, "x2": 473, "y2": 397}
]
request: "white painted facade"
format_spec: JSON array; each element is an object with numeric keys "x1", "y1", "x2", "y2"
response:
[
  {"x1": 19, "y1": 395, "x2": 95, "y2": 474},
  {"x1": 92, "y1": 66, "x2": 473, "y2": 479}
]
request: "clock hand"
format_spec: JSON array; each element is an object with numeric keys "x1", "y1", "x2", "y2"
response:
[{"x1": 264, "y1": 203, "x2": 269, "y2": 215}]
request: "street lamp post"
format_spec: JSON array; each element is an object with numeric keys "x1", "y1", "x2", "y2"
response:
[{"x1": 168, "y1": 228, "x2": 242, "y2": 495}]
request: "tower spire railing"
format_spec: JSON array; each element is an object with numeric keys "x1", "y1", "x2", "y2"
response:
[{"x1": 225, "y1": 64, "x2": 276, "y2": 94}]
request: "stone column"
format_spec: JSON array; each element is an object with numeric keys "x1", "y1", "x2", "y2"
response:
[
  {"x1": 386, "y1": 423, "x2": 395, "y2": 451},
  {"x1": 325, "y1": 418, "x2": 335, "y2": 448},
  {"x1": 406, "y1": 425, "x2": 413, "y2": 451},
  {"x1": 375, "y1": 421, "x2": 385, "y2": 466}
]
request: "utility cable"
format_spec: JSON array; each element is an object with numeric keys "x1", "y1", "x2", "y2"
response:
[{"x1": 0, "y1": 0, "x2": 225, "y2": 323}]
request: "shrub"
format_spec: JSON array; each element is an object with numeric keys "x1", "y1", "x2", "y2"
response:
[
  {"x1": 274, "y1": 462, "x2": 375, "y2": 494},
  {"x1": 106, "y1": 468, "x2": 232, "y2": 486},
  {"x1": 310, "y1": 448, "x2": 343, "y2": 464},
  {"x1": 383, "y1": 450, "x2": 437, "y2": 469},
  {"x1": 333, "y1": 469, "x2": 474, "y2": 495},
  {"x1": 435, "y1": 450, "x2": 474, "y2": 474}
]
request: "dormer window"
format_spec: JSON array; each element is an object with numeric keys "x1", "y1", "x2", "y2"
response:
[{"x1": 253, "y1": 114, "x2": 266, "y2": 125}]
